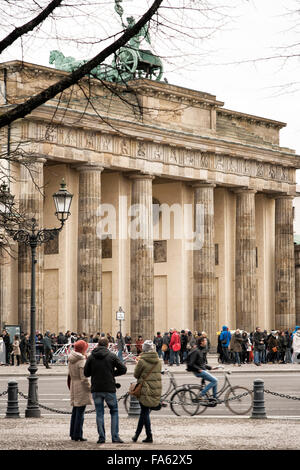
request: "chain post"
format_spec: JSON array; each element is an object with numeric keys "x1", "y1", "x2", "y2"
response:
[
  {"x1": 251, "y1": 379, "x2": 267, "y2": 419},
  {"x1": 6, "y1": 381, "x2": 20, "y2": 419},
  {"x1": 127, "y1": 394, "x2": 141, "y2": 417}
]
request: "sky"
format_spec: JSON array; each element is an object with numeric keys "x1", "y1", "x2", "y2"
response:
[{"x1": 1, "y1": 0, "x2": 299, "y2": 157}]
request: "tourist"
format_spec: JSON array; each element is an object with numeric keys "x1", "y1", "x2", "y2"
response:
[
  {"x1": 132, "y1": 340, "x2": 162, "y2": 444},
  {"x1": 136, "y1": 335, "x2": 144, "y2": 356},
  {"x1": 11, "y1": 335, "x2": 21, "y2": 366},
  {"x1": 253, "y1": 327, "x2": 265, "y2": 366},
  {"x1": 229, "y1": 329, "x2": 243, "y2": 366},
  {"x1": 153, "y1": 332, "x2": 163, "y2": 359},
  {"x1": 68, "y1": 340, "x2": 92, "y2": 442},
  {"x1": 116, "y1": 331, "x2": 125, "y2": 363},
  {"x1": 169, "y1": 328, "x2": 181, "y2": 366},
  {"x1": 84, "y1": 337, "x2": 127, "y2": 444},
  {"x1": 219, "y1": 326, "x2": 231, "y2": 364},
  {"x1": 292, "y1": 327, "x2": 300, "y2": 364}
]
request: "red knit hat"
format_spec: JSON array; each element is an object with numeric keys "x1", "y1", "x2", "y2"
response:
[{"x1": 74, "y1": 340, "x2": 88, "y2": 354}]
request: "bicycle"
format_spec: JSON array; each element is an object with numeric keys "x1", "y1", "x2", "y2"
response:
[
  {"x1": 123, "y1": 367, "x2": 191, "y2": 414},
  {"x1": 169, "y1": 366, "x2": 253, "y2": 416}
]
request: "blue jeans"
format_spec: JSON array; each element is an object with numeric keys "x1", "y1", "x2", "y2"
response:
[
  {"x1": 70, "y1": 406, "x2": 86, "y2": 440},
  {"x1": 254, "y1": 350, "x2": 263, "y2": 364},
  {"x1": 117, "y1": 349, "x2": 124, "y2": 362},
  {"x1": 234, "y1": 352, "x2": 240, "y2": 364},
  {"x1": 193, "y1": 370, "x2": 218, "y2": 398},
  {"x1": 92, "y1": 392, "x2": 120, "y2": 442},
  {"x1": 169, "y1": 349, "x2": 179, "y2": 365}
]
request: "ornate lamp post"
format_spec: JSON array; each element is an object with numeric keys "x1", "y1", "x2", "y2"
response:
[{"x1": 0, "y1": 179, "x2": 73, "y2": 418}]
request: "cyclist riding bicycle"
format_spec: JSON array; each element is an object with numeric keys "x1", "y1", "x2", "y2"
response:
[{"x1": 186, "y1": 336, "x2": 221, "y2": 403}]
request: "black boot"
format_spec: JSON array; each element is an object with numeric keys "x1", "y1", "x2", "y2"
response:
[
  {"x1": 132, "y1": 434, "x2": 138, "y2": 442},
  {"x1": 142, "y1": 435, "x2": 153, "y2": 443}
]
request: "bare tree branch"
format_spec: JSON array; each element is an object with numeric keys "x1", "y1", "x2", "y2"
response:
[
  {"x1": 0, "y1": 0, "x2": 64, "y2": 55},
  {"x1": 0, "y1": 0, "x2": 164, "y2": 129}
]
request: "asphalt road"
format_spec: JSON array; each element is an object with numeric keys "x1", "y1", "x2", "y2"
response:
[{"x1": 1, "y1": 370, "x2": 299, "y2": 418}]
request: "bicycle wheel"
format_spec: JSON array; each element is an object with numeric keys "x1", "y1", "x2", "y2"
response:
[
  {"x1": 170, "y1": 387, "x2": 201, "y2": 416},
  {"x1": 225, "y1": 386, "x2": 253, "y2": 415}
]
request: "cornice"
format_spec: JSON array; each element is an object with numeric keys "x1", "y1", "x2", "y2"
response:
[{"x1": 217, "y1": 107, "x2": 286, "y2": 130}]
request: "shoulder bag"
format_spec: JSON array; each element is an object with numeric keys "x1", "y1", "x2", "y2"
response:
[{"x1": 129, "y1": 363, "x2": 157, "y2": 398}]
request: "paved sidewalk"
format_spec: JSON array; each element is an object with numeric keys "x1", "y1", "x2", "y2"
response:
[
  {"x1": 0, "y1": 414, "x2": 299, "y2": 450},
  {"x1": 0, "y1": 355, "x2": 299, "y2": 376}
]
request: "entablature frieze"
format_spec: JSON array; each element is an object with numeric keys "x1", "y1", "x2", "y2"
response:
[{"x1": 21, "y1": 120, "x2": 297, "y2": 186}]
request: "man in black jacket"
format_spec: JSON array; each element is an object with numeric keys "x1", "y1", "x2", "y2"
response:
[
  {"x1": 84, "y1": 337, "x2": 127, "y2": 444},
  {"x1": 186, "y1": 337, "x2": 220, "y2": 403}
]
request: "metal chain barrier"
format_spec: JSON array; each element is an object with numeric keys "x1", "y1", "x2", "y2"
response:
[
  {"x1": 17, "y1": 391, "x2": 129, "y2": 415},
  {"x1": 264, "y1": 390, "x2": 300, "y2": 401},
  {"x1": 0, "y1": 390, "x2": 8, "y2": 397},
  {"x1": 161, "y1": 389, "x2": 252, "y2": 407}
]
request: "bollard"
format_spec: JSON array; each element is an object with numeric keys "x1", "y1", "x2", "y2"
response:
[
  {"x1": 6, "y1": 381, "x2": 20, "y2": 419},
  {"x1": 251, "y1": 379, "x2": 267, "y2": 419},
  {"x1": 127, "y1": 394, "x2": 141, "y2": 417}
]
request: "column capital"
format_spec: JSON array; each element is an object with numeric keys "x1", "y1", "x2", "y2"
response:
[
  {"x1": 233, "y1": 187, "x2": 257, "y2": 195},
  {"x1": 274, "y1": 193, "x2": 295, "y2": 200},
  {"x1": 191, "y1": 180, "x2": 216, "y2": 189},
  {"x1": 127, "y1": 172, "x2": 155, "y2": 181},
  {"x1": 75, "y1": 163, "x2": 105, "y2": 173}
]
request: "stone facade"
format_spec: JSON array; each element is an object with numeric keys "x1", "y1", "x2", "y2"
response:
[{"x1": 0, "y1": 61, "x2": 299, "y2": 346}]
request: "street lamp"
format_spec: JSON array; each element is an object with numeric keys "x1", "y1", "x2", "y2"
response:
[{"x1": 0, "y1": 179, "x2": 73, "y2": 418}]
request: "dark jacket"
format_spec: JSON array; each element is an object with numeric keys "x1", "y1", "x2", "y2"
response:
[
  {"x1": 253, "y1": 331, "x2": 266, "y2": 351},
  {"x1": 153, "y1": 335, "x2": 163, "y2": 350},
  {"x1": 83, "y1": 346, "x2": 127, "y2": 393},
  {"x1": 187, "y1": 347, "x2": 212, "y2": 372}
]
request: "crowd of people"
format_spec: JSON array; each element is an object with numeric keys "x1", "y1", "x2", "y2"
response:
[{"x1": 1, "y1": 325, "x2": 300, "y2": 368}]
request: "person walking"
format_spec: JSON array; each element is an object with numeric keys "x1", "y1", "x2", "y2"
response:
[
  {"x1": 43, "y1": 331, "x2": 53, "y2": 369},
  {"x1": 84, "y1": 337, "x2": 127, "y2": 444},
  {"x1": 68, "y1": 340, "x2": 92, "y2": 442},
  {"x1": 132, "y1": 340, "x2": 162, "y2": 444}
]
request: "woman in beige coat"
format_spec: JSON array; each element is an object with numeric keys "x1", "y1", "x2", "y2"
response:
[{"x1": 68, "y1": 340, "x2": 92, "y2": 441}]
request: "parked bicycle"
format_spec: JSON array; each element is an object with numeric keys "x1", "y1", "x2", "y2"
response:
[
  {"x1": 123, "y1": 367, "x2": 193, "y2": 414},
  {"x1": 170, "y1": 366, "x2": 253, "y2": 416}
]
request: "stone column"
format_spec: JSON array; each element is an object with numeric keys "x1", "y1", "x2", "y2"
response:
[
  {"x1": 295, "y1": 245, "x2": 300, "y2": 327},
  {"x1": 18, "y1": 158, "x2": 45, "y2": 334},
  {"x1": 275, "y1": 195, "x2": 296, "y2": 330},
  {"x1": 130, "y1": 174, "x2": 154, "y2": 341},
  {"x1": 77, "y1": 164, "x2": 103, "y2": 334},
  {"x1": 235, "y1": 188, "x2": 257, "y2": 333},
  {"x1": 0, "y1": 244, "x2": 11, "y2": 327},
  {"x1": 193, "y1": 182, "x2": 216, "y2": 344}
]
